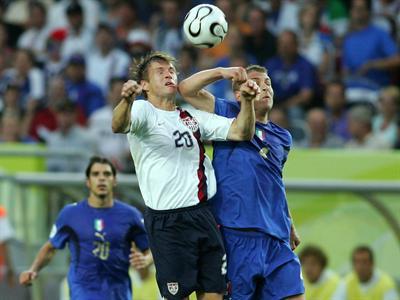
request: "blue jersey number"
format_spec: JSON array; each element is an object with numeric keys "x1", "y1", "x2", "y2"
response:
[{"x1": 173, "y1": 130, "x2": 194, "y2": 148}]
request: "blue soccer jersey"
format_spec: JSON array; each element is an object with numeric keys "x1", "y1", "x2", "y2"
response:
[
  {"x1": 49, "y1": 200, "x2": 149, "y2": 300},
  {"x1": 212, "y1": 98, "x2": 292, "y2": 242}
]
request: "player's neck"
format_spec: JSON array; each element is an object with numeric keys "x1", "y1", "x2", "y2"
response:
[
  {"x1": 256, "y1": 112, "x2": 269, "y2": 124},
  {"x1": 149, "y1": 96, "x2": 176, "y2": 111},
  {"x1": 88, "y1": 195, "x2": 114, "y2": 208}
]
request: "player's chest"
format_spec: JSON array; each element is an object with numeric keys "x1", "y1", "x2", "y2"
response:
[
  {"x1": 74, "y1": 215, "x2": 131, "y2": 244},
  {"x1": 146, "y1": 114, "x2": 200, "y2": 151},
  {"x1": 253, "y1": 130, "x2": 288, "y2": 167}
]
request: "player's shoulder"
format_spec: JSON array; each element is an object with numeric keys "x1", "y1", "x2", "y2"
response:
[
  {"x1": 56, "y1": 201, "x2": 83, "y2": 220},
  {"x1": 114, "y1": 200, "x2": 143, "y2": 217},
  {"x1": 268, "y1": 122, "x2": 292, "y2": 143},
  {"x1": 215, "y1": 97, "x2": 239, "y2": 108},
  {"x1": 214, "y1": 97, "x2": 239, "y2": 117}
]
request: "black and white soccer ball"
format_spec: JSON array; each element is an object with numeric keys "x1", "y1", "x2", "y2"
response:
[{"x1": 183, "y1": 4, "x2": 228, "y2": 48}]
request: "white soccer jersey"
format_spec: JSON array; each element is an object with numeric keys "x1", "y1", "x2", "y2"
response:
[{"x1": 127, "y1": 100, "x2": 234, "y2": 210}]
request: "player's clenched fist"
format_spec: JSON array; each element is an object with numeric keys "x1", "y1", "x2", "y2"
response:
[
  {"x1": 220, "y1": 67, "x2": 247, "y2": 83},
  {"x1": 19, "y1": 270, "x2": 38, "y2": 285},
  {"x1": 240, "y1": 80, "x2": 260, "y2": 102},
  {"x1": 121, "y1": 80, "x2": 142, "y2": 102}
]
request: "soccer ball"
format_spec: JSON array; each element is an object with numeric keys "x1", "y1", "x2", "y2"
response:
[{"x1": 183, "y1": 4, "x2": 228, "y2": 48}]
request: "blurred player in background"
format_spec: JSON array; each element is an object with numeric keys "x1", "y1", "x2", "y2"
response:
[
  {"x1": 179, "y1": 65, "x2": 305, "y2": 300},
  {"x1": 19, "y1": 156, "x2": 152, "y2": 300},
  {"x1": 332, "y1": 245, "x2": 399, "y2": 300},
  {"x1": 112, "y1": 51, "x2": 259, "y2": 300},
  {"x1": 0, "y1": 205, "x2": 15, "y2": 287},
  {"x1": 299, "y1": 245, "x2": 340, "y2": 300}
]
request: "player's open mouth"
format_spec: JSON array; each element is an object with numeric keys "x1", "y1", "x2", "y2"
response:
[{"x1": 165, "y1": 82, "x2": 175, "y2": 87}]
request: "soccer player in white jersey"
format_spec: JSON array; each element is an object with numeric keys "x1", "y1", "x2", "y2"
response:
[{"x1": 112, "y1": 51, "x2": 260, "y2": 300}]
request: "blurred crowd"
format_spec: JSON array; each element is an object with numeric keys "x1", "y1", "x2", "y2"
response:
[{"x1": 0, "y1": 0, "x2": 399, "y2": 173}]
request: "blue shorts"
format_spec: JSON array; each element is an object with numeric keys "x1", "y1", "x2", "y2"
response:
[{"x1": 221, "y1": 228, "x2": 304, "y2": 300}]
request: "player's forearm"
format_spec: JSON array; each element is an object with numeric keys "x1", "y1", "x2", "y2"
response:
[
  {"x1": 228, "y1": 99, "x2": 255, "y2": 141},
  {"x1": 179, "y1": 67, "x2": 224, "y2": 96},
  {"x1": 112, "y1": 98, "x2": 133, "y2": 133},
  {"x1": 29, "y1": 242, "x2": 56, "y2": 273}
]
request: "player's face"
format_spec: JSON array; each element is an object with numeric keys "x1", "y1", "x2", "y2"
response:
[
  {"x1": 247, "y1": 70, "x2": 274, "y2": 113},
  {"x1": 352, "y1": 251, "x2": 373, "y2": 282},
  {"x1": 86, "y1": 163, "x2": 116, "y2": 198},
  {"x1": 144, "y1": 60, "x2": 178, "y2": 99},
  {"x1": 301, "y1": 256, "x2": 323, "y2": 283}
]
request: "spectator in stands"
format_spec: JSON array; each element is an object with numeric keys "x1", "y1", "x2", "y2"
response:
[
  {"x1": 176, "y1": 45, "x2": 199, "y2": 83},
  {"x1": 346, "y1": 105, "x2": 391, "y2": 149},
  {"x1": 44, "y1": 29, "x2": 68, "y2": 79},
  {"x1": 4, "y1": 48, "x2": 45, "y2": 111},
  {"x1": 269, "y1": 107, "x2": 290, "y2": 129},
  {"x1": 297, "y1": 2, "x2": 335, "y2": 84},
  {"x1": 0, "y1": 205, "x2": 15, "y2": 287},
  {"x1": 266, "y1": 30, "x2": 318, "y2": 122},
  {"x1": 0, "y1": 83, "x2": 21, "y2": 115},
  {"x1": 394, "y1": 117, "x2": 400, "y2": 149},
  {"x1": 40, "y1": 100, "x2": 97, "y2": 172},
  {"x1": 372, "y1": 86, "x2": 399, "y2": 147},
  {"x1": 89, "y1": 77, "x2": 131, "y2": 173},
  {"x1": 342, "y1": 0, "x2": 400, "y2": 104},
  {"x1": 298, "y1": 108, "x2": 344, "y2": 148},
  {"x1": 17, "y1": 1, "x2": 49, "y2": 63},
  {"x1": 87, "y1": 23, "x2": 130, "y2": 94},
  {"x1": 265, "y1": 0, "x2": 300, "y2": 36},
  {"x1": 324, "y1": 79, "x2": 351, "y2": 141},
  {"x1": 244, "y1": 6, "x2": 277, "y2": 66},
  {"x1": 299, "y1": 245, "x2": 340, "y2": 300},
  {"x1": 28, "y1": 76, "x2": 86, "y2": 141},
  {"x1": 0, "y1": 3, "x2": 23, "y2": 48},
  {"x1": 48, "y1": 0, "x2": 100, "y2": 32},
  {"x1": 152, "y1": 0, "x2": 183, "y2": 57},
  {"x1": 64, "y1": 54, "x2": 105, "y2": 120},
  {"x1": 0, "y1": 110, "x2": 34, "y2": 143},
  {"x1": 114, "y1": 1, "x2": 142, "y2": 44},
  {"x1": 126, "y1": 29, "x2": 153, "y2": 60},
  {"x1": 61, "y1": 2, "x2": 94, "y2": 59},
  {"x1": 332, "y1": 245, "x2": 399, "y2": 300}
]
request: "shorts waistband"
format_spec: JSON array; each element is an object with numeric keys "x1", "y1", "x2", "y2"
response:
[{"x1": 146, "y1": 201, "x2": 209, "y2": 214}]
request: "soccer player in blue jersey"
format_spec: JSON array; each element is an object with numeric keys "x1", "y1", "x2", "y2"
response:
[
  {"x1": 19, "y1": 156, "x2": 152, "y2": 300},
  {"x1": 179, "y1": 65, "x2": 305, "y2": 300}
]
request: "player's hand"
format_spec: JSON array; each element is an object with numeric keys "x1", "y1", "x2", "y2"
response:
[
  {"x1": 220, "y1": 67, "x2": 247, "y2": 83},
  {"x1": 121, "y1": 80, "x2": 142, "y2": 103},
  {"x1": 290, "y1": 224, "x2": 301, "y2": 250},
  {"x1": 239, "y1": 80, "x2": 260, "y2": 102},
  {"x1": 19, "y1": 270, "x2": 38, "y2": 286},
  {"x1": 129, "y1": 242, "x2": 151, "y2": 270}
]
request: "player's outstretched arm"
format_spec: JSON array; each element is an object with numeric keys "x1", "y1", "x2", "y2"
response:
[
  {"x1": 227, "y1": 80, "x2": 259, "y2": 141},
  {"x1": 19, "y1": 241, "x2": 57, "y2": 286},
  {"x1": 112, "y1": 80, "x2": 142, "y2": 133},
  {"x1": 129, "y1": 242, "x2": 153, "y2": 270},
  {"x1": 178, "y1": 67, "x2": 247, "y2": 113}
]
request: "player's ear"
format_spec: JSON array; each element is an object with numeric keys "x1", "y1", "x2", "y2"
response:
[
  {"x1": 141, "y1": 80, "x2": 149, "y2": 94},
  {"x1": 85, "y1": 179, "x2": 90, "y2": 189}
]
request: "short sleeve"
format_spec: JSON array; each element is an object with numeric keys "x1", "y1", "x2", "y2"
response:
[
  {"x1": 214, "y1": 98, "x2": 240, "y2": 118},
  {"x1": 380, "y1": 31, "x2": 398, "y2": 57},
  {"x1": 49, "y1": 206, "x2": 71, "y2": 249},
  {"x1": 129, "y1": 208, "x2": 149, "y2": 252},
  {"x1": 129, "y1": 100, "x2": 151, "y2": 134},
  {"x1": 188, "y1": 107, "x2": 234, "y2": 141}
]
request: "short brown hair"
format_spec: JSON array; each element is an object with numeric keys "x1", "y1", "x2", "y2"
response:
[
  {"x1": 232, "y1": 65, "x2": 268, "y2": 92},
  {"x1": 85, "y1": 156, "x2": 116, "y2": 178},
  {"x1": 130, "y1": 51, "x2": 177, "y2": 98},
  {"x1": 299, "y1": 245, "x2": 328, "y2": 269}
]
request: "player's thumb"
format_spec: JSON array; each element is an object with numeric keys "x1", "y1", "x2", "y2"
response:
[{"x1": 131, "y1": 241, "x2": 139, "y2": 252}]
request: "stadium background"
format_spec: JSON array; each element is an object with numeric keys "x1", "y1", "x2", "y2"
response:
[{"x1": 0, "y1": 0, "x2": 399, "y2": 299}]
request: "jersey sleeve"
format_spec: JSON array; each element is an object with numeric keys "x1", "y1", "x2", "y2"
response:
[
  {"x1": 48, "y1": 206, "x2": 72, "y2": 249},
  {"x1": 189, "y1": 107, "x2": 234, "y2": 141},
  {"x1": 129, "y1": 208, "x2": 149, "y2": 252},
  {"x1": 129, "y1": 100, "x2": 151, "y2": 134},
  {"x1": 214, "y1": 98, "x2": 240, "y2": 118}
]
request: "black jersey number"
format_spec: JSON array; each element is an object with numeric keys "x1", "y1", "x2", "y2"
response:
[{"x1": 173, "y1": 130, "x2": 194, "y2": 148}]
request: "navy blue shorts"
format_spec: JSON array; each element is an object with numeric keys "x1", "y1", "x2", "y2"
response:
[
  {"x1": 144, "y1": 202, "x2": 227, "y2": 299},
  {"x1": 221, "y1": 227, "x2": 304, "y2": 300}
]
